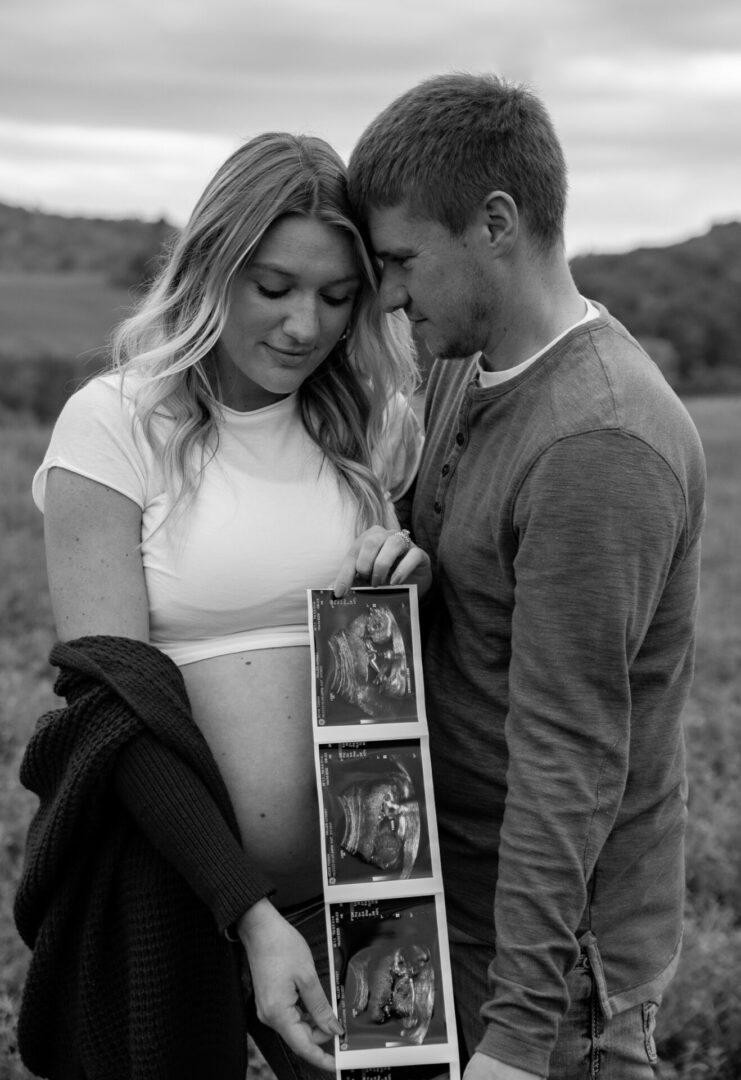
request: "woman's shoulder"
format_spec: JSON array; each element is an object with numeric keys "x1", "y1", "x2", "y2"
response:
[
  {"x1": 67, "y1": 367, "x2": 143, "y2": 407},
  {"x1": 55, "y1": 368, "x2": 142, "y2": 428},
  {"x1": 56, "y1": 368, "x2": 174, "y2": 442},
  {"x1": 32, "y1": 369, "x2": 157, "y2": 512}
]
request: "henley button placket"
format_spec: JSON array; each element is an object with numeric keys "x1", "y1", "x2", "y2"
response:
[{"x1": 435, "y1": 405, "x2": 469, "y2": 520}]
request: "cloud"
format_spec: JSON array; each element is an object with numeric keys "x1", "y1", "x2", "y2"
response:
[
  {"x1": 0, "y1": 119, "x2": 235, "y2": 222},
  {"x1": 0, "y1": 0, "x2": 739, "y2": 251}
]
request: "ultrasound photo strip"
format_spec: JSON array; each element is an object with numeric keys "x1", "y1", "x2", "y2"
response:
[{"x1": 307, "y1": 586, "x2": 460, "y2": 1080}]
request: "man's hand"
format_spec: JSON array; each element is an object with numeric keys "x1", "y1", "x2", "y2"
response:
[
  {"x1": 463, "y1": 1051, "x2": 545, "y2": 1080},
  {"x1": 333, "y1": 525, "x2": 432, "y2": 598},
  {"x1": 238, "y1": 899, "x2": 343, "y2": 1072}
]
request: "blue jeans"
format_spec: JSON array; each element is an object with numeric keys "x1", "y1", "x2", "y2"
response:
[
  {"x1": 242, "y1": 898, "x2": 333, "y2": 1080},
  {"x1": 450, "y1": 938, "x2": 660, "y2": 1079}
]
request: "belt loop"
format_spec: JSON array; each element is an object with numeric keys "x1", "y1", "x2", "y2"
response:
[{"x1": 578, "y1": 930, "x2": 613, "y2": 1019}]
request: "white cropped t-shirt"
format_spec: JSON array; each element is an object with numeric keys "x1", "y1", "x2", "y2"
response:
[{"x1": 33, "y1": 373, "x2": 423, "y2": 665}]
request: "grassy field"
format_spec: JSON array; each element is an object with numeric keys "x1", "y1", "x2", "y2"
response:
[
  {"x1": 0, "y1": 272, "x2": 133, "y2": 362},
  {"x1": 1, "y1": 396, "x2": 740, "y2": 1079}
]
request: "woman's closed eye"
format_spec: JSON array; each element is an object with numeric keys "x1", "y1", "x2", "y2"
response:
[
  {"x1": 256, "y1": 283, "x2": 288, "y2": 300},
  {"x1": 256, "y1": 283, "x2": 354, "y2": 307},
  {"x1": 321, "y1": 293, "x2": 355, "y2": 308}
]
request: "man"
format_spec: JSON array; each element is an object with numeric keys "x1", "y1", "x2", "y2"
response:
[{"x1": 346, "y1": 74, "x2": 706, "y2": 1080}]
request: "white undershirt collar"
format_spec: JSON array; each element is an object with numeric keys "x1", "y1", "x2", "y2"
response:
[{"x1": 477, "y1": 298, "x2": 600, "y2": 388}]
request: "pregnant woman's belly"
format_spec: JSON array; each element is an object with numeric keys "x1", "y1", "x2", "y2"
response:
[{"x1": 181, "y1": 645, "x2": 323, "y2": 907}]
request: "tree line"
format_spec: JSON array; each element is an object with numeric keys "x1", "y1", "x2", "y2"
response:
[{"x1": 1, "y1": 202, "x2": 738, "y2": 394}]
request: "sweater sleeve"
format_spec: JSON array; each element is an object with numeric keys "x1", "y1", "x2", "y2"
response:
[
  {"x1": 476, "y1": 430, "x2": 690, "y2": 1074},
  {"x1": 113, "y1": 732, "x2": 274, "y2": 933}
]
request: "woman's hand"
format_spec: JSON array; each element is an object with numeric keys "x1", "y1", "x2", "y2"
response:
[
  {"x1": 238, "y1": 899, "x2": 342, "y2": 1072},
  {"x1": 333, "y1": 525, "x2": 432, "y2": 599}
]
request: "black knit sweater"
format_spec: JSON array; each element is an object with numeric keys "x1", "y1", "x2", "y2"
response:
[{"x1": 14, "y1": 635, "x2": 273, "y2": 1080}]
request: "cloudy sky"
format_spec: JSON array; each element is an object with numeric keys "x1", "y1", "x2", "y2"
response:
[{"x1": 1, "y1": 0, "x2": 740, "y2": 255}]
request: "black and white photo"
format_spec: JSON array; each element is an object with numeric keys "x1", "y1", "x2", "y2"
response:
[
  {"x1": 319, "y1": 740, "x2": 432, "y2": 885},
  {"x1": 331, "y1": 898, "x2": 448, "y2": 1051},
  {"x1": 310, "y1": 588, "x2": 421, "y2": 726}
]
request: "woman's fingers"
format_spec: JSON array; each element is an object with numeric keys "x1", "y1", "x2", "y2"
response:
[
  {"x1": 295, "y1": 969, "x2": 344, "y2": 1039},
  {"x1": 269, "y1": 1006, "x2": 338, "y2": 1071},
  {"x1": 333, "y1": 527, "x2": 425, "y2": 596},
  {"x1": 389, "y1": 546, "x2": 428, "y2": 585},
  {"x1": 239, "y1": 900, "x2": 342, "y2": 1071},
  {"x1": 360, "y1": 529, "x2": 414, "y2": 585},
  {"x1": 332, "y1": 526, "x2": 390, "y2": 596}
]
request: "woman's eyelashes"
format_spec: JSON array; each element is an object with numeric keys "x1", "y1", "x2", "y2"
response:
[
  {"x1": 255, "y1": 283, "x2": 354, "y2": 307},
  {"x1": 255, "y1": 283, "x2": 286, "y2": 300},
  {"x1": 323, "y1": 293, "x2": 355, "y2": 308}
]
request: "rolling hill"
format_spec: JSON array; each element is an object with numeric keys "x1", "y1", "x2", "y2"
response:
[{"x1": 0, "y1": 202, "x2": 739, "y2": 406}]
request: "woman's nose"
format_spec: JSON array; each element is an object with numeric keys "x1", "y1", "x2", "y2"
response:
[{"x1": 284, "y1": 296, "x2": 320, "y2": 342}]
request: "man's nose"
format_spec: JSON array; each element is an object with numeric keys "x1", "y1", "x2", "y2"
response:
[
  {"x1": 284, "y1": 295, "x2": 320, "y2": 342},
  {"x1": 378, "y1": 273, "x2": 409, "y2": 314}
]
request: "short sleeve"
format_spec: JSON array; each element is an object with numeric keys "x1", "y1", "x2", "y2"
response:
[
  {"x1": 371, "y1": 393, "x2": 424, "y2": 501},
  {"x1": 32, "y1": 374, "x2": 152, "y2": 512}
]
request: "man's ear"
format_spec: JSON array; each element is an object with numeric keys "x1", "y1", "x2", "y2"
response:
[{"x1": 480, "y1": 190, "x2": 518, "y2": 255}]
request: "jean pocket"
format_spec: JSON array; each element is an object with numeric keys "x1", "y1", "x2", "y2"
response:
[{"x1": 642, "y1": 1001, "x2": 659, "y2": 1065}]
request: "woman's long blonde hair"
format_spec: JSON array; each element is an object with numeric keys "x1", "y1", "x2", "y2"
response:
[{"x1": 111, "y1": 132, "x2": 418, "y2": 530}]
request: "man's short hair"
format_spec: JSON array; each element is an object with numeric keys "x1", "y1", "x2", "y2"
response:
[{"x1": 348, "y1": 72, "x2": 568, "y2": 249}]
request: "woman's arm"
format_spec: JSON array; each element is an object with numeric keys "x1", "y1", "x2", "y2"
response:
[
  {"x1": 113, "y1": 733, "x2": 272, "y2": 927},
  {"x1": 237, "y1": 900, "x2": 344, "y2": 1069},
  {"x1": 114, "y1": 739, "x2": 340, "y2": 1068},
  {"x1": 43, "y1": 466, "x2": 149, "y2": 641},
  {"x1": 43, "y1": 465, "x2": 341, "y2": 1069}
]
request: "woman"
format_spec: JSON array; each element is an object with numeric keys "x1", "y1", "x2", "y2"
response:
[{"x1": 14, "y1": 132, "x2": 430, "y2": 1080}]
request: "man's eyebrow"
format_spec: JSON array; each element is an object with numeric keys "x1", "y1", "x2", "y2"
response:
[
  {"x1": 373, "y1": 248, "x2": 414, "y2": 261},
  {"x1": 249, "y1": 261, "x2": 361, "y2": 285}
]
